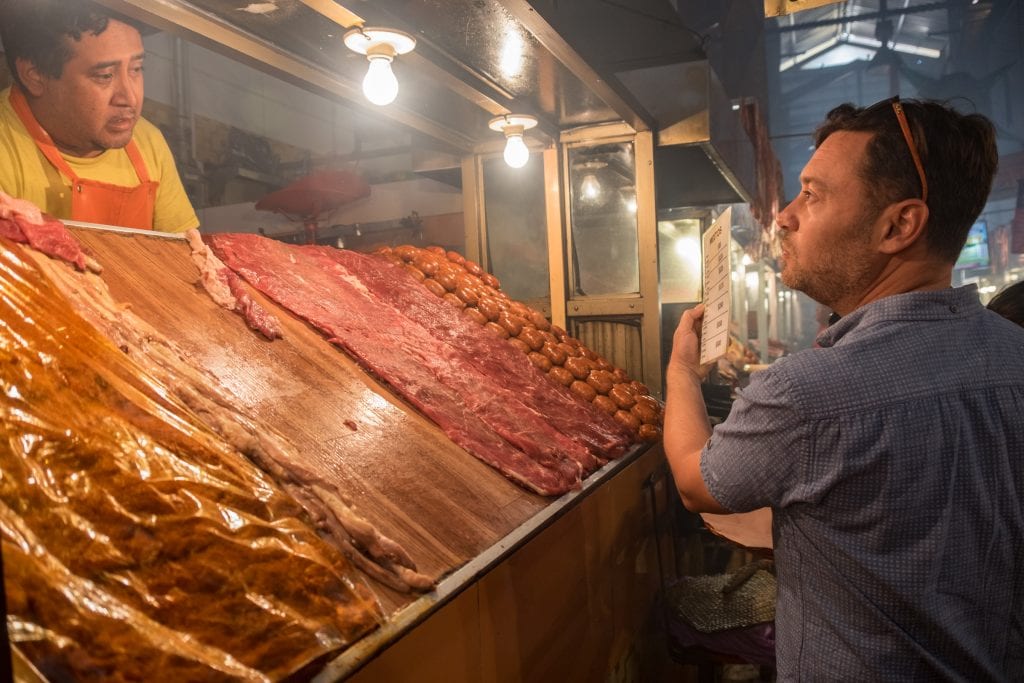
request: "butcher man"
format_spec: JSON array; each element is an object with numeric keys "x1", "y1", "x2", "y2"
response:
[{"x1": 0, "y1": 0, "x2": 198, "y2": 232}]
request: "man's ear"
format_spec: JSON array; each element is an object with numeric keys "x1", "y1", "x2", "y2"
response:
[
  {"x1": 878, "y1": 200, "x2": 929, "y2": 255},
  {"x1": 15, "y1": 58, "x2": 48, "y2": 98}
]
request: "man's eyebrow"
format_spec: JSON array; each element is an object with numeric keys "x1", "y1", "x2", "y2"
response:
[
  {"x1": 800, "y1": 174, "x2": 828, "y2": 190},
  {"x1": 89, "y1": 53, "x2": 146, "y2": 70}
]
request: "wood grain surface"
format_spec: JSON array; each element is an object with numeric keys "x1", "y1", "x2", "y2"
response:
[{"x1": 71, "y1": 229, "x2": 550, "y2": 614}]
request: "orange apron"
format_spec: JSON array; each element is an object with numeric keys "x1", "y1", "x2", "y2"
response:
[{"x1": 10, "y1": 87, "x2": 158, "y2": 230}]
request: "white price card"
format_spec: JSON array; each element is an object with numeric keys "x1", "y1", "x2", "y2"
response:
[{"x1": 700, "y1": 208, "x2": 732, "y2": 365}]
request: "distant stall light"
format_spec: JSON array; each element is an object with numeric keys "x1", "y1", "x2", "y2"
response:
[
  {"x1": 580, "y1": 173, "x2": 601, "y2": 200},
  {"x1": 575, "y1": 160, "x2": 607, "y2": 201},
  {"x1": 343, "y1": 27, "x2": 416, "y2": 106},
  {"x1": 488, "y1": 114, "x2": 538, "y2": 168}
]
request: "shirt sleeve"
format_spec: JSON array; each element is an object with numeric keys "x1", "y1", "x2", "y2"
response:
[
  {"x1": 700, "y1": 365, "x2": 812, "y2": 512},
  {"x1": 140, "y1": 120, "x2": 199, "y2": 233},
  {"x1": 0, "y1": 102, "x2": 27, "y2": 200}
]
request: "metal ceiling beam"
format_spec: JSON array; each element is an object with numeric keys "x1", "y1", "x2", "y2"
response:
[
  {"x1": 497, "y1": 0, "x2": 654, "y2": 133},
  {"x1": 92, "y1": 0, "x2": 478, "y2": 152},
  {"x1": 286, "y1": 1, "x2": 556, "y2": 143},
  {"x1": 769, "y1": 1, "x2": 952, "y2": 32},
  {"x1": 402, "y1": 43, "x2": 560, "y2": 144},
  {"x1": 783, "y1": 60, "x2": 862, "y2": 101}
]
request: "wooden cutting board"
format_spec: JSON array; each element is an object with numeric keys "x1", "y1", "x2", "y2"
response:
[{"x1": 71, "y1": 229, "x2": 549, "y2": 614}]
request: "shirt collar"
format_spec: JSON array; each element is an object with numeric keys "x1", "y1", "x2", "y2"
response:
[{"x1": 816, "y1": 285, "x2": 982, "y2": 348}]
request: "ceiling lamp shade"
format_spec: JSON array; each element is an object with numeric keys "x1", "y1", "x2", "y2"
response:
[
  {"x1": 488, "y1": 114, "x2": 538, "y2": 168},
  {"x1": 343, "y1": 27, "x2": 416, "y2": 106}
]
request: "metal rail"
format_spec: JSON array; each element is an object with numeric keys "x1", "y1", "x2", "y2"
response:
[{"x1": 63, "y1": 219, "x2": 188, "y2": 239}]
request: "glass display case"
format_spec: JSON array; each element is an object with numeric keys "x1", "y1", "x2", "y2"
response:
[
  {"x1": 567, "y1": 141, "x2": 639, "y2": 297},
  {"x1": 482, "y1": 154, "x2": 549, "y2": 302}
]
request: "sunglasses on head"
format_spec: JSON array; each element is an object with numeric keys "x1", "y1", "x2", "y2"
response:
[{"x1": 869, "y1": 96, "x2": 928, "y2": 204}]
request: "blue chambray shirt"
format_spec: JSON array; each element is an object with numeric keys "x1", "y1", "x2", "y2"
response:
[{"x1": 701, "y1": 285, "x2": 1024, "y2": 681}]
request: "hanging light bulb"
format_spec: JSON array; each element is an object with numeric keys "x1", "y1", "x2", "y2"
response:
[
  {"x1": 502, "y1": 126, "x2": 529, "y2": 168},
  {"x1": 488, "y1": 114, "x2": 538, "y2": 168},
  {"x1": 343, "y1": 27, "x2": 416, "y2": 107},
  {"x1": 580, "y1": 173, "x2": 601, "y2": 200},
  {"x1": 363, "y1": 51, "x2": 398, "y2": 105}
]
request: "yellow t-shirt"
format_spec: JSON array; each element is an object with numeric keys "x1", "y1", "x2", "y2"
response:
[{"x1": 0, "y1": 87, "x2": 199, "y2": 233}]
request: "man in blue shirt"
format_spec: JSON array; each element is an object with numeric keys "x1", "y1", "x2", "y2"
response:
[{"x1": 665, "y1": 97, "x2": 1023, "y2": 680}]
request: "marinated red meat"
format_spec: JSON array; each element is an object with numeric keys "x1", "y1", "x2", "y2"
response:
[
  {"x1": 207, "y1": 233, "x2": 585, "y2": 495},
  {"x1": 330, "y1": 248, "x2": 632, "y2": 461},
  {"x1": 0, "y1": 212, "x2": 88, "y2": 271}
]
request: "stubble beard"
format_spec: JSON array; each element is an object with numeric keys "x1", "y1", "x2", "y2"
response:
[{"x1": 780, "y1": 217, "x2": 878, "y2": 309}]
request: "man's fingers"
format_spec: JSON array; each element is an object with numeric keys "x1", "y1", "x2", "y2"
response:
[{"x1": 680, "y1": 303, "x2": 705, "y2": 331}]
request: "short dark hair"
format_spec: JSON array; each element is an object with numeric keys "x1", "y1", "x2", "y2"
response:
[
  {"x1": 813, "y1": 98, "x2": 998, "y2": 263},
  {"x1": 988, "y1": 280, "x2": 1024, "y2": 328},
  {"x1": 0, "y1": 0, "x2": 142, "y2": 90}
]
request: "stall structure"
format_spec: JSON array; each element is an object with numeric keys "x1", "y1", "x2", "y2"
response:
[
  {"x1": 92, "y1": 0, "x2": 760, "y2": 396},
  {"x1": 4, "y1": 1, "x2": 765, "y2": 680}
]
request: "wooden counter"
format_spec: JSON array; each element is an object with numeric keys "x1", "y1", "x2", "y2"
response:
[
  {"x1": 57, "y1": 227, "x2": 671, "y2": 680},
  {"x1": 331, "y1": 442, "x2": 673, "y2": 682}
]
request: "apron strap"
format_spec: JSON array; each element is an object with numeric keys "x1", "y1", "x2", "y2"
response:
[{"x1": 123, "y1": 138, "x2": 151, "y2": 184}]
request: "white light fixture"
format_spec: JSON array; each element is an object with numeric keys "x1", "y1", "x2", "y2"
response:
[
  {"x1": 343, "y1": 27, "x2": 416, "y2": 106},
  {"x1": 488, "y1": 114, "x2": 538, "y2": 168}
]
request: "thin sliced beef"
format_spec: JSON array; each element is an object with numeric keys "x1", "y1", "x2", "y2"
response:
[
  {"x1": 207, "y1": 233, "x2": 583, "y2": 495},
  {"x1": 0, "y1": 213, "x2": 89, "y2": 271},
  {"x1": 329, "y1": 248, "x2": 632, "y2": 460}
]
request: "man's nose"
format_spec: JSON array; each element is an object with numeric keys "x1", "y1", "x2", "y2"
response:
[
  {"x1": 111, "y1": 72, "x2": 140, "y2": 109},
  {"x1": 776, "y1": 198, "x2": 798, "y2": 231}
]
